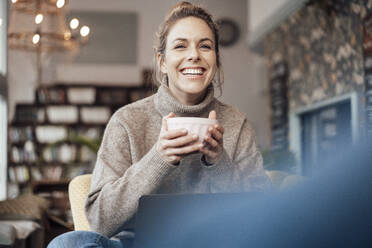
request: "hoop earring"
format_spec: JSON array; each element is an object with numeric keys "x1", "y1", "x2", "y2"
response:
[{"x1": 162, "y1": 74, "x2": 169, "y2": 86}]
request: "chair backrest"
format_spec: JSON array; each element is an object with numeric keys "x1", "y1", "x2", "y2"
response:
[
  {"x1": 265, "y1": 170, "x2": 289, "y2": 188},
  {"x1": 68, "y1": 174, "x2": 92, "y2": 231},
  {"x1": 279, "y1": 174, "x2": 306, "y2": 190},
  {"x1": 265, "y1": 170, "x2": 305, "y2": 189}
]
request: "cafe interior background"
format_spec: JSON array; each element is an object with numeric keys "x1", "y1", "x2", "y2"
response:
[{"x1": 0, "y1": 0, "x2": 371, "y2": 247}]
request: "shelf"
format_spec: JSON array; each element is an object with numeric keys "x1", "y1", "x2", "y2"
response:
[
  {"x1": 9, "y1": 162, "x2": 37, "y2": 166},
  {"x1": 9, "y1": 161, "x2": 92, "y2": 166},
  {"x1": 11, "y1": 122, "x2": 107, "y2": 127},
  {"x1": 31, "y1": 103, "x2": 123, "y2": 107},
  {"x1": 31, "y1": 179, "x2": 70, "y2": 193},
  {"x1": 9, "y1": 83, "x2": 153, "y2": 199},
  {"x1": 9, "y1": 141, "x2": 34, "y2": 146}
]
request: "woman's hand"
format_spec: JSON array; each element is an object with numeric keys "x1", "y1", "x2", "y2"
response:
[
  {"x1": 156, "y1": 112, "x2": 203, "y2": 165},
  {"x1": 200, "y1": 110, "x2": 224, "y2": 165}
]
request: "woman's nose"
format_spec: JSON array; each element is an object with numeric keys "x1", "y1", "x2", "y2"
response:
[{"x1": 187, "y1": 47, "x2": 200, "y2": 61}]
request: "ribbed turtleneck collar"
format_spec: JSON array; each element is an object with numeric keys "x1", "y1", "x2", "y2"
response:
[{"x1": 154, "y1": 84, "x2": 215, "y2": 117}]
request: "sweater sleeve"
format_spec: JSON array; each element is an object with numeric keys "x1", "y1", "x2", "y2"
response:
[
  {"x1": 85, "y1": 115, "x2": 176, "y2": 237},
  {"x1": 202, "y1": 119, "x2": 272, "y2": 193}
]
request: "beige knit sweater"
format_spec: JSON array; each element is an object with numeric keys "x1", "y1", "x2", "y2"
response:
[{"x1": 85, "y1": 85, "x2": 271, "y2": 238}]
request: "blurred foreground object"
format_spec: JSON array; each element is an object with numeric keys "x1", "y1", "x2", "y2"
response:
[{"x1": 148, "y1": 141, "x2": 372, "y2": 248}]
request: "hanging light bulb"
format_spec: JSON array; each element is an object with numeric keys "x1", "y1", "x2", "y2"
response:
[
  {"x1": 32, "y1": 34, "x2": 40, "y2": 44},
  {"x1": 8, "y1": 0, "x2": 92, "y2": 53},
  {"x1": 35, "y1": 13, "x2": 44, "y2": 24},
  {"x1": 70, "y1": 18, "x2": 79, "y2": 30},
  {"x1": 80, "y1": 25, "x2": 90, "y2": 37},
  {"x1": 56, "y1": 0, "x2": 65, "y2": 8}
]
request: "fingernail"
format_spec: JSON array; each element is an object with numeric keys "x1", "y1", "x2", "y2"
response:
[
  {"x1": 209, "y1": 127, "x2": 213, "y2": 132},
  {"x1": 199, "y1": 143, "x2": 204, "y2": 148},
  {"x1": 182, "y1": 129, "x2": 187, "y2": 134},
  {"x1": 193, "y1": 134, "x2": 198, "y2": 139},
  {"x1": 214, "y1": 124, "x2": 218, "y2": 128}
]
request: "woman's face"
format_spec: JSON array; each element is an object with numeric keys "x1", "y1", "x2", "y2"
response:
[{"x1": 159, "y1": 16, "x2": 217, "y2": 105}]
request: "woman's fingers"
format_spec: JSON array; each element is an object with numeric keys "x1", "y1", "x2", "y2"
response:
[
  {"x1": 161, "y1": 112, "x2": 175, "y2": 133},
  {"x1": 207, "y1": 110, "x2": 223, "y2": 141},
  {"x1": 169, "y1": 155, "x2": 181, "y2": 164},
  {"x1": 199, "y1": 146, "x2": 218, "y2": 158},
  {"x1": 161, "y1": 128, "x2": 188, "y2": 140},
  {"x1": 204, "y1": 135, "x2": 219, "y2": 148},
  {"x1": 162, "y1": 134, "x2": 199, "y2": 149},
  {"x1": 165, "y1": 142, "x2": 203, "y2": 156},
  {"x1": 208, "y1": 110, "x2": 217, "y2": 120},
  {"x1": 207, "y1": 124, "x2": 223, "y2": 143},
  {"x1": 215, "y1": 124, "x2": 224, "y2": 134},
  {"x1": 201, "y1": 121, "x2": 224, "y2": 165}
]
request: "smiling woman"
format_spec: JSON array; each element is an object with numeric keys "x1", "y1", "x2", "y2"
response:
[
  {"x1": 158, "y1": 17, "x2": 217, "y2": 105},
  {"x1": 47, "y1": 2, "x2": 271, "y2": 247}
]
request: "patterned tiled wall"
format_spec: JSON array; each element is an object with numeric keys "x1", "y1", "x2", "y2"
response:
[{"x1": 265, "y1": 0, "x2": 372, "y2": 111}]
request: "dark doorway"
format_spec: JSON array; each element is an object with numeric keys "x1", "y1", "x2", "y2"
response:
[{"x1": 300, "y1": 100, "x2": 351, "y2": 176}]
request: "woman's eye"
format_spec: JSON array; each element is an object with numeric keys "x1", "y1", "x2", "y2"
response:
[
  {"x1": 174, "y1": 45, "x2": 186, "y2": 49},
  {"x1": 201, "y1": 44, "x2": 212, "y2": 49}
]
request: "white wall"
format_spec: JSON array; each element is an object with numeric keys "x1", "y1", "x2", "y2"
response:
[
  {"x1": 0, "y1": 94, "x2": 7, "y2": 200},
  {"x1": 0, "y1": 0, "x2": 7, "y2": 200},
  {"x1": 248, "y1": 0, "x2": 307, "y2": 51},
  {"x1": 0, "y1": 0, "x2": 7, "y2": 76},
  {"x1": 8, "y1": 0, "x2": 269, "y2": 148},
  {"x1": 249, "y1": 0, "x2": 292, "y2": 32}
]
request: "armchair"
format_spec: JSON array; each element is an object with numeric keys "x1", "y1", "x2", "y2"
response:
[{"x1": 68, "y1": 174, "x2": 91, "y2": 231}]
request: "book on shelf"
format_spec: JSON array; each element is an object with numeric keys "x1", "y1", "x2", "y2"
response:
[
  {"x1": 47, "y1": 106, "x2": 79, "y2": 123},
  {"x1": 97, "y1": 89, "x2": 128, "y2": 105},
  {"x1": 8, "y1": 126, "x2": 33, "y2": 143},
  {"x1": 81, "y1": 107, "x2": 111, "y2": 124},
  {"x1": 42, "y1": 144, "x2": 77, "y2": 163},
  {"x1": 36, "y1": 126, "x2": 67, "y2": 143},
  {"x1": 37, "y1": 87, "x2": 66, "y2": 104},
  {"x1": 31, "y1": 167, "x2": 43, "y2": 181},
  {"x1": 80, "y1": 146, "x2": 97, "y2": 162},
  {"x1": 42, "y1": 166, "x2": 63, "y2": 181},
  {"x1": 67, "y1": 87, "x2": 96, "y2": 104},
  {"x1": 8, "y1": 166, "x2": 29, "y2": 183},
  {"x1": 11, "y1": 146, "x2": 21, "y2": 163},
  {"x1": 10, "y1": 144, "x2": 37, "y2": 163},
  {"x1": 8, "y1": 167, "x2": 16, "y2": 183},
  {"x1": 59, "y1": 144, "x2": 77, "y2": 163},
  {"x1": 77, "y1": 127, "x2": 103, "y2": 140}
]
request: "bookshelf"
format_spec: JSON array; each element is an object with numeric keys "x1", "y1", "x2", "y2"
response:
[{"x1": 8, "y1": 83, "x2": 154, "y2": 224}]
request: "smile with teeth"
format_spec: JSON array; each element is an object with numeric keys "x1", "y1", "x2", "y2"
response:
[{"x1": 181, "y1": 68, "x2": 205, "y2": 76}]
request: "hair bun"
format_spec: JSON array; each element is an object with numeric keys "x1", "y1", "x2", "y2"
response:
[{"x1": 177, "y1": 1, "x2": 193, "y2": 7}]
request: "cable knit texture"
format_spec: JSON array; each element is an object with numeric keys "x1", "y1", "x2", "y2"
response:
[{"x1": 85, "y1": 85, "x2": 272, "y2": 238}]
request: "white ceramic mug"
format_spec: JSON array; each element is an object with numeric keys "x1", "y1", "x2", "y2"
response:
[{"x1": 167, "y1": 117, "x2": 218, "y2": 142}]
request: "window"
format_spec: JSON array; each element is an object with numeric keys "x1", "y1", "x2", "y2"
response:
[
  {"x1": 300, "y1": 100, "x2": 351, "y2": 176},
  {"x1": 0, "y1": 0, "x2": 7, "y2": 76}
]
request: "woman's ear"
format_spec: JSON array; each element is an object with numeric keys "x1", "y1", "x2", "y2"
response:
[{"x1": 157, "y1": 53, "x2": 167, "y2": 74}]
